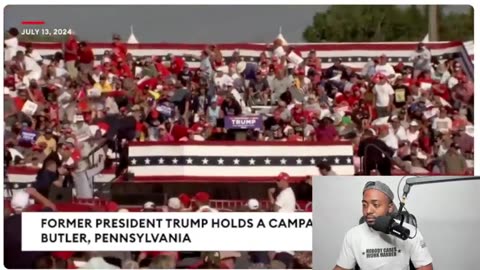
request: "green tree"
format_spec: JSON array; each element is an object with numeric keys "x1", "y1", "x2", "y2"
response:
[
  {"x1": 303, "y1": 5, "x2": 472, "y2": 42},
  {"x1": 438, "y1": 6, "x2": 474, "y2": 41}
]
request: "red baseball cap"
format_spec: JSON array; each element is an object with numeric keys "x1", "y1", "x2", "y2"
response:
[
  {"x1": 52, "y1": 251, "x2": 75, "y2": 261},
  {"x1": 178, "y1": 193, "x2": 191, "y2": 208},
  {"x1": 105, "y1": 201, "x2": 119, "y2": 212},
  {"x1": 276, "y1": 172, "x2": 290, "y2": 182},
  {"x1": 150, "y1": 110, "x2": 159, "y2": 118},
  {"x1": 193, "y1": 192, "x2": 210, "y2": 204}
]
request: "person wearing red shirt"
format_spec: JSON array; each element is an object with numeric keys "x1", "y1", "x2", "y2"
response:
[
  {"x1": 77, "y1": 41, "x2": 95, "y2": 74},
  {"x1": 171, "y1": 119, "x2": 189, "y2": 141},
  {"x1": 416, "y1": 71, "x2": 435, "y2": 91},
  {"x1": 49, "y1": 101, "x2": 60, "y2": 125},
  {"x1": 418, "y1": 126, "x2": 433, "y2": 155},
  {"x1": 170, "y1": 55, "x2": 186, "y2": 75},
  {"x1": 4, "y1": 75, "x2": 15, "y2": 89},
  {"x1": 343, "y1": 88, "x2": 360, "y2": 107},
  {"x1": 334, "y1": 92, "x2": 347, "y2": 106},
  {"x1": 154, "y1": 58, "x2": 172, "y2": 78},
  {"x1": 135, "y1": 121, "x2": 148, "y2": 141},
  {"x1": 432, "y1": 84, "x2": 451, "y2": 103},
  {"x1": 315, "y1": 117, "x2": 339, "y2": 143},
  {"x1": 111, "y1": 34, "x2": 127, "y2": 64},
  {"x1": 52, "y1": 252, "x2": 77, "y2": 269},
  {"x1": 286, "y1": 126, "x2": 303, "y2": 142},
  {"x1": 306, "y1": 50, "x2": 322, "y2": 71},
  {"x1": 138, "y1": 76, "x2": 160, "y2": 91},
  {"x1": 75, "y1": 88, "x2": 89, "y2": 112},
  {"x1": 27, "y1": 81, "x2": 46, "y2": 104},
  {"x1": 291, "y1": 104, "x2": 306, "y2": 124},
  {"x1": 64, "y1": 34, "x2": 78, "y2": 79},
  {"x1": 116, "y1": 58, "x2": 133, "y2": 78},
  {"x1": 13, "y1": 89, "x2": 28, "y2": 111}
]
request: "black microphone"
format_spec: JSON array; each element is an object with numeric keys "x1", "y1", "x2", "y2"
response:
[{"x1": 372, "y1": 216, "x2": 410, "y2": 240}]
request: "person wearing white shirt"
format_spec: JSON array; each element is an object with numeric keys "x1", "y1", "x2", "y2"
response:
[
  {"x1": 25, "y1": 44, "x2": 43, "y2": 63},
  {"x1": 214, "y1": 68, "x2": 232, "y2": 88},
  {"x1": 433, "y1": 64, "x2": 451, "y2": 84},
  {"x1": 410, "y1": 43, "x2": 432, "y2": 78},
  {"x1": 268, "y1": 172, "x2": 297, "y2": 258},
  {"x1": 24, "y1": 54, "x2": 42, "y2": 81},
  {"x1": 431, "y1": 107, "x2": 452, "y2": 134},
  {"x1": 379, "y1": 126, "x2": 399, "y2": 152},
  {"x1": 373, "y1": 76, "x2": 394, "y2": 118},
  {"x1": 375, "y1": 55, "x2": 396, "y2": 78},
  {"x1": 390, "y1": 116, "x2": 408, "y2": 142},
  {"x1": 447, "y1": 76, "x2": 459, "y2": 89},
  {"x1": 333, "y1": 181, "x2": 433, "y2": 270},
  {"x1": 196, "y1": 204, "x2": 219, "y2": 212},
  {"x1": 199, "y1": 51, "x2": 213, "y2": 78},
  {"x1": 268, "y1": 172, "x2": 296, "y2": 213},
  {"x1": 227, "y1": 83, "x2": 248, "y2": 113},
  {"x1": 406, "y1": 121, "x2": 420, "y2": 143},
  {"x1": 227, "y1": 66, "x2": 243, "y2": 90},
  {"x1": 4, "y1": 28, "x2": 21, "y2": 62},
  {"x1": 435, "y1": 138, "x2": 451, "y2": 158},
  {"x1": 271, "y1": 69, "x2": 293, "y2": 104}
]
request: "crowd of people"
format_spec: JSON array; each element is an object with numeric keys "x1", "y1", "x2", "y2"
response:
[
  {"x1": 2, "y1": 25, "x2": 474, "y2": 269},
  {"x1": 3, "y1": 27, "x2": 474, "y2": 177}
]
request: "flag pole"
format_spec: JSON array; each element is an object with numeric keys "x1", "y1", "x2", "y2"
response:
[{"x1": 428, "y1": 5, "x2": 439, "y2": 41}]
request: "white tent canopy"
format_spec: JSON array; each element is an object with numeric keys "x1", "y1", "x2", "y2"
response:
[
  {"x1": 422, "y1": 34, "x2": 430, "y2": 43},
  {"x1": 275, "y1": 26, "x2": 288, "y2": 46},
  {"x1": 127, "y1": 25, "x2": 139, "y2": 44}
]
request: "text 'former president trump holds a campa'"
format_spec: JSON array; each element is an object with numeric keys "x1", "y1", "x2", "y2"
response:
[{"x1": 333, "y1": 181, "x2": 433, "y2": 270}]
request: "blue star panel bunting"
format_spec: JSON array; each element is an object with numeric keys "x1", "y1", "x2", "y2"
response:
[{"x1": 128, "y1": 155, "x2": 353, "y2": 166}]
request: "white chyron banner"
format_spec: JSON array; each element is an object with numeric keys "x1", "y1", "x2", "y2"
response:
[{"x1": 22, "y1": 212, "x2": 312, "y2": 251}]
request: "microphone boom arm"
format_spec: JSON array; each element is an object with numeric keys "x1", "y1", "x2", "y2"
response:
[
  {"x1": 398, "y1": 176, "x2": 480, "y2": 228},
  {"x1": 402, "y1": 176, "x2": 480, "y2": 200}
]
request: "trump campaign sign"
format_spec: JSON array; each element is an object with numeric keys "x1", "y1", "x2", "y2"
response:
[{"x1": 224, "y1": 116, "x2": 263, "y2": 129}]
